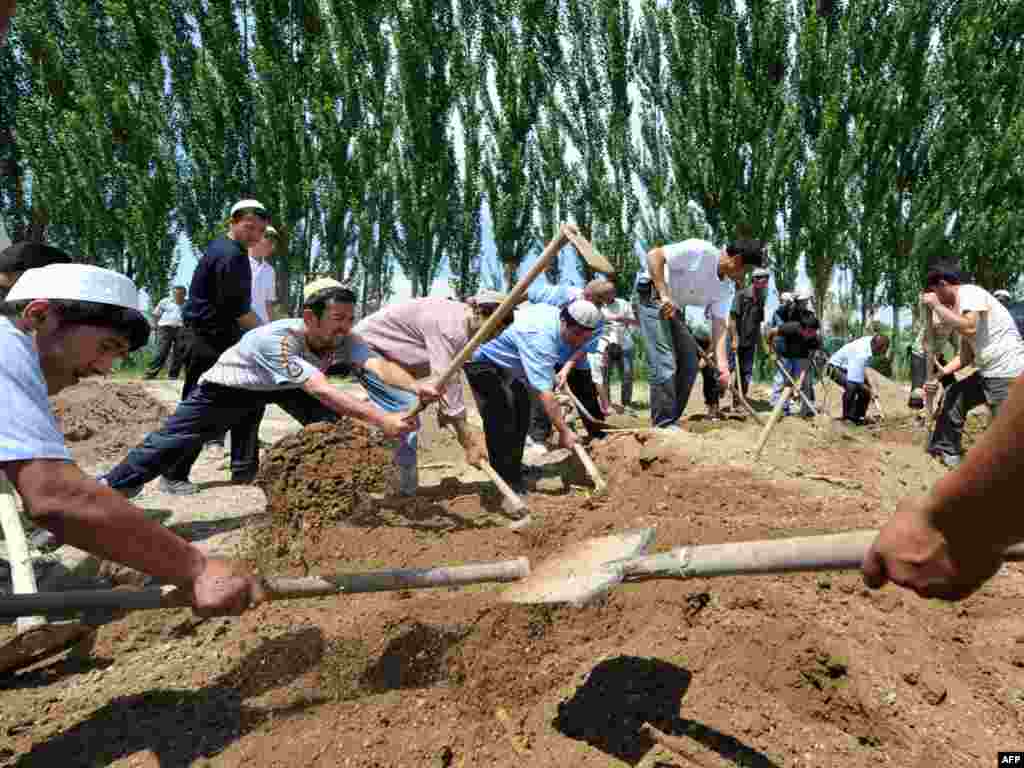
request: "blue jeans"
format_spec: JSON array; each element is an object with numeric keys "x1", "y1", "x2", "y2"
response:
[
  {"x1": 728, "y1": 345, "x2": 756, "y2": 396},
  {"x1": 770, "y1": 357, "x2": 814, "y2": 416},
  {"x1": 104, "y1": 383, "x2": 337, "y2": 488},
  {"x1": 636, "y1": 298, "x2": 698, "y2": 427},
  {"x1": 354, "y1": 368, "x2": 419, "y2": 467}
]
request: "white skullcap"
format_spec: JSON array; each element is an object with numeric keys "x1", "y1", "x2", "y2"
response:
[
  {"x1": 303, "y1": 277, "x2": 345, "y2": 301},
  {"x1": 230, "y1": 199, "x2": 268, "y2": 216},
  {"x1": 796, "y1": 289, "x2": 813, "y2": 301},
  {"x1": 780, "y1": 292, "x2": 793, "y2": 303},
  {"x1": 565, "y1": 299, "x2": 601, "y2": 329},
  {"x1": 472, "y1": 289, "x2": 508, "y2": 307},
  {"x1": 994, "y1": 289, "x2": 1011, "y2": 300}
]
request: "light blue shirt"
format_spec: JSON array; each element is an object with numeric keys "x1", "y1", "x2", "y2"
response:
[
  {"x1": 527, "y1": 282, "x2": 582, "y2": 307},
  {"x1": 473, "y1": 304, "x2": 596, "y2": 392},
  {"x1": 829, "y1": 336, "x2": 874, "y2": 384},
  {"x1": 0, "y1": 317, "x2": 72, "y2": 464}
]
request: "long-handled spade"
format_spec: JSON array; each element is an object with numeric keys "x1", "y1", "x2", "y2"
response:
[{"x1": 502, "y1": 527, "x2": 1024, "y2": 606}]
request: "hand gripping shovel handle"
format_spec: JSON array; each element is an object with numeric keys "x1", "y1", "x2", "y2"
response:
[
  {"x1": 619, "y1": 531, "x2": 1024, "y2": 582},
  {"x1": 404, "y1": 227, "x2": 577, "y2": 421},
  {"x1": 0, "y1": 559, "x2": 531, "y2": 619}
]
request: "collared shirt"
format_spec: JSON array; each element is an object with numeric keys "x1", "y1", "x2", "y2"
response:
[
  {"x1": 182, "y1": 236, "x2": 252, "y2": 336},
  {"x1": 957, "y1": 284, "x2": 1024, "y2": 379},
  {"x1": 0, "y1": 317, "x2": 72, "y2": 464},
  {"x1": 659, "y1": 239, "x2": 735, "y2": 319},
  {"x1": 527, "y1": 282, "x2": 583, "y2": 307},
  {"x1": 829, "y1": 336, "x2": 874, "y2": 384},
  {"x1": 354, "y1": 297, "x2": 470, "y2": 417},
  {"x1": 249, "y1": 257, "x2": 276, "y2": 324},
  {"x1": 596, "y1": 297, "x2": 635, "y2": 352},
  {"x1": 199, "y1": 319, "x2": 370, "y2": 391},
  {"x1": 473, "y1": 303, "x2": 596, "y2": 392},
  {"x1": 153, "y1": 298, "x2": 184, "y2": 328}
]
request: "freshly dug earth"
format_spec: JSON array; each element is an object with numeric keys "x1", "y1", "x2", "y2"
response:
[
  {"x1": 3, "y1": 376, "x2": 1022, "y2": 768},
  {"x1": 50, "y1": 381, "x2": 168, "y2": 466}
]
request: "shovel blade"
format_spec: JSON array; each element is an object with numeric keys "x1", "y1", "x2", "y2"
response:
[{"x1": 502, "y1": 527, "x2": 655, "y2": 605}]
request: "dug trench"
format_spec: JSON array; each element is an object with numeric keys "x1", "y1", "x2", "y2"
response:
[{"x1": 2, "y1": 380, "x2": 1023, "y2": 767}]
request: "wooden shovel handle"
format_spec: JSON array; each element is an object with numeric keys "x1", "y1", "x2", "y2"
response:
[
  {"x1": 479, "y1": 461, "x2": 528, "y2": 514},
  {"x1": 572, "y1": 443, "x2": 607, "y2": 496},
  {"x1": 0, "y1": 559, "x2": 532, "y2": 619},
  {"x1": 621, "y1": 530, "x2": 1024, "y2": 581},
  {"x1": 403, "y1": 230, "x2": 569, "y2": 420}
]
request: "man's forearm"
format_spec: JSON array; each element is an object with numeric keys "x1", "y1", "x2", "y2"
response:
[
  {"x1": 928, "y1": 375, "x2": 1024, "y2": 550},
  {"x1": 5, "y1": 461, "x2": 206, "y2": 588},
  {"x1": 647, "y1": 249, "x2": 670, "y2": 299},
  {"x1": 238, "y1": 311, "x2": 262, "y2": 330},
  {"x1": 363, "y1": 357, "x2": 419, "y2": 394},
  {"x1": 712, "y1": 318, "x2": 729, "y2": 370},
  {"x1": 538, "y1": 390, "x2": 570, "y2": 435},
  {"x1": 933, "y1": 303, "x2": 973, "y2": 335},
  {"x1": 304, "y1": 376, "x2": 393, "y2": 427}
]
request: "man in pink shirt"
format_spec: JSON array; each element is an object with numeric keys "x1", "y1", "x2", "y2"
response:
[{"x1": 352, "y1": 290, "x2": 509, "y2": 495}]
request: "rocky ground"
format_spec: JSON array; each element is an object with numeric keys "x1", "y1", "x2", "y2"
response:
[{"x1": 1, "y1": 372, "x2": 1021, "y2": 768}]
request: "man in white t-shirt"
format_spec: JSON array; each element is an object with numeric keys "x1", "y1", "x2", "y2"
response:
[
  {"x1": 100, "y1": 283, "x2": 432, "y2": 496},
  {"x1": 249, "y1": 226, "x2": 278, "y2": 324},
  {"x1": 827, "y1": 333, "x2": 890, "y2": 424},
  {"x1": 923, "y1": 264, "x2": 1024, "y2": 467},
  {"x1": 144, "y1": 285, "x2": 187, "y2": 379},
  {"x1": 636, "y1": 238, "x2": 766, "y2": 428},
  {"x1": 587, "y1": 297, "x2": 638, "y2": 414}
]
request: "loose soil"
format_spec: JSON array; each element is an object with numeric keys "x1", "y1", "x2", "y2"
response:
[{"x1": 2, "y1": 373, "x2": 1021, "y2": 767}]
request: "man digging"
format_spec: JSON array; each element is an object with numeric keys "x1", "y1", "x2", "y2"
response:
[
  {"x1": 350, "y1": 290, "x2": 510, "y2": 496},
  {"x1": 99, "y1": 282, "x2": 424, "y2": 497},
  {"x1": 922, "y1": 263, "x2": 1024, "y2": 468},
  {"x1": 767, "y1": 310, "x2": 821, "y2": 418},
  {"x1": 636, "y1": 237, "x2": 766, "y2": 430},
  {"x1": 728, "y1": 267, "x2": 770, "y2": 398},
  {"x1": 1, "y1": 262, "x2": 262, "y2": 617},
  {"x1": 825, "y1": 333, "x2": 890, "y2": 425},
  {"x1": 465, "y1": 299, "x2": 604, "y2": 501}
]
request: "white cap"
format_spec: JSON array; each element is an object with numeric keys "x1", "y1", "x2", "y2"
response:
[
  {"x1": 471, "y1": 289, "x2": 508, "y2": 307},
  {"x1": 6, "y1": 264, "x2": 150, "y2": 350},
  {"x1": 303, "y1": 277, "x2": 345, "y2": 301},
  {"x1": 565, "y1": 299, "x2": 601, "y2": 329},
  {"x1": 230, "y1": 199, "x2": 268, "y2": 217},
  {"x1": 796, "y1": 289, "x2": 812, "y2": 301},
  {"x1": 780, "y1": 292, "x2": 793, "y2": 303},
  {"x1": 8, "y1": 263, "x2": 140, "y2": 310},
  {"x1": 263, "y1": 225, "x2": 279, "y2": 238},
  {"x1": 994, "y1": 289, "x2": 1011, "y2": 300}
]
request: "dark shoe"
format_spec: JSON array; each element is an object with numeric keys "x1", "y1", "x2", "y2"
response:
[
  {"x1": 97, "y1": 474, "x2": 142, "y2": 500},
  {"x1": 231, "y1": 471, "x2": 258, "y2": 485},
  {"x1": 159, "y1": 476, "x2": 199, "y2": 496}
]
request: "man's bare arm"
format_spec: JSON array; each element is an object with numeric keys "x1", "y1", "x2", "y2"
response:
[{"x1": 303, "y1": 371, "x2": 410, "y2": 434}]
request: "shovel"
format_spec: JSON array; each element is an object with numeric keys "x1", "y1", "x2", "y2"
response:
[
  {"x1": 0, "y1": 558, "x2": 530, "y2": 621},
  {"x1": 502, "y1": 527, "x2": 1024, "y2": 606}
]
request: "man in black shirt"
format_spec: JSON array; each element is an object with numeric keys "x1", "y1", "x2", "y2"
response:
[
  {"x1": 728, "y1": 267, "x2": 769, "y2": 396},
  {"x1": 768, "y1": 311, "x2": 821, "y2": 417},
  {"x1": 178, "y1": 199, "x2": 268, "y2": 484}
]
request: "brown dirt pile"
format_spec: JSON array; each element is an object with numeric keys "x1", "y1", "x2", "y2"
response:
[
  {"x1": 50, "y1": 381, "x2": 168, "y2": 464},
  {"x1": 255, "y1": 421, "x2": 393, "y2": 562}
]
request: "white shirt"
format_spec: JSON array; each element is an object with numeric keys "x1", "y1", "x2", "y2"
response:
[
  {"x1": 153, "y1": 297, "x2": 184, "y2": 328},
  {"x1": 957, "y1": 284, "x2": 1024, "y2": 379},
  {"x1": 660, "y1": 239, "x2": 735, "y2": 320},
  {"x1": 829, "y1": 336, "x2": 874, "y2": 384},
  {"x1": 249, "y1": 258, "x2": 276, "y2": 324},
  {"x1": 597, "y1": 298, "x2": 635, "y2": 351}
]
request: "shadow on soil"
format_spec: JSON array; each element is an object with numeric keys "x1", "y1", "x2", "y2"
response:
[
  {"x1": 13, "y1": 627, "x2": 327, "y2": 768},
  {"x1": 554, "y1": 655, "x2": 780, "y2": 767},
  {"x1": 168, "y1": 512, "x2": 269, "y2": 543}
]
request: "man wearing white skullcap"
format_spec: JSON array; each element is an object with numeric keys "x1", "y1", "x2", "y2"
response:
[
  {"x1": 465, "y1": 299, "x2": 604, "y2": 501},
  {"x1": 0, "y1": 263, "x2": 264, "y2": 617},
  {"x1": 351, "y1": 290, "x2": 514, "y2": 496}
]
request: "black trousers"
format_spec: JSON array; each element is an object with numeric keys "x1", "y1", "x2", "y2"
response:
[
  {"x1": 527, "y1": 367, "x2": 606, "y2": 443},
  {"x1": 104, "y1": 383, "x2": 337, "y2": 488},
  {"x1": 827, "y1": 364, "x2": 869, "y2": 423},
  {"x1": 181, "y1": 325, "x2": 244, "y2": 447},
  {"x1": 465, "y1": 362, "x2": 531, "y2": 488},
  {"x1": 146, "y1": 326, "x2": 184, "y2": 378}
]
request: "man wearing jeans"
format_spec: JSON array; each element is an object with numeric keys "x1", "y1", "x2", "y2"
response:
[
  {"x1": 466, "y1": 300, "x2": 603, "y2": 496},
  {"x1": 145, "y1": 285, "x2": 187, "y2": 380},
  {"x1": 923, "y1": 264, "x2": 1024, "y2": 468},
  {"x1": 636, "y1": 238, "x2": 766, "y2": 429},
  {"x1": 99, "y1": 285, "x2": 421, "y2": 497},
  {"x1": 351, "y1": 291, "x2": 509, "y2": 496}
]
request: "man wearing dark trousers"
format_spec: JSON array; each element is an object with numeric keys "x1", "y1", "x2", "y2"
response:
[
  {"x1": 466, "y1": 300, "x2": 603, "y2": 499},
  {"x1": 728, "y1": 267, "x2": 769, "y2": 396},
  {"x1": 827, "y1": 334, "x2": 890, "y2": 425},
  {"x1": 145, "y1": 285, "x2": 187, "y2": 379}
]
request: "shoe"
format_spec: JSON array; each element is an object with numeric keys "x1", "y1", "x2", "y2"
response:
[
  {"x1": 231, "y1": 471, "x2": 258, "y2": 485},
  {"x1": 520, "y1": 464, "x2": 542, "y2": 479},
  {"x1": 659, "y1": 424, "x2": 685, "y2": 433},
  {"x1": 159, "y1": 476, "x2": 199, "y2": 496},
  {"x1": 391, "y1": 464, "x2": 418, "y2": 497},
  {"x1": 937, "y1": 453, "x2": 961, "y2": 469},
  {"x1": 28, "y1": 528, "x2": 59, "y2": 553},
  {"x1": 96, "y1": 474, "x2": 142, "y2": 500}
]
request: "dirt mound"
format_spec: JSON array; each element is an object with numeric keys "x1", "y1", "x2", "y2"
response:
[
  {"x1": 255, "y1": 421, "x2": 393, "y2": 560},
  {"x1": 50, "y1": 381, "x2": 169, "y2": 464}
]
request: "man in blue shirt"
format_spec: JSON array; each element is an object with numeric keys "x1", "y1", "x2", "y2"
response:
[{"x1": 465, "y1": 300, "x2": 603, "y2": 496}]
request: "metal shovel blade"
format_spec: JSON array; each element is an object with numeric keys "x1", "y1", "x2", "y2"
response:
[{"x1": 502, "y1": 527, "x2": 654, "y2": 605}]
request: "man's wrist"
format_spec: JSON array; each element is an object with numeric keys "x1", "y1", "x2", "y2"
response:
[{"x1": 181, "y1": 544, "x2": 208, "y2": 589}]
